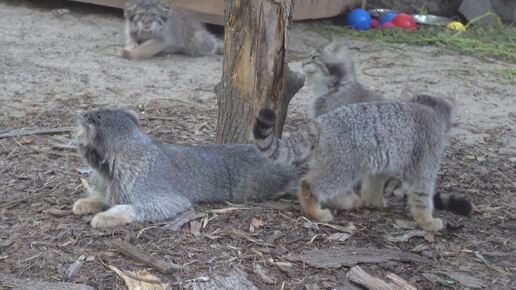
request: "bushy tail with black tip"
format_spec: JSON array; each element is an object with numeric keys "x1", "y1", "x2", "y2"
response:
[
  {"x1": 434, "y1": 192, "x2": 473, "y2": 217},
  {"x1": 253, "y1": 108, "x2": 320, "y2": 166}
]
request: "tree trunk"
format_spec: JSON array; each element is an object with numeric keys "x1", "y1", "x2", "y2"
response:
[{"x1": 215, "y1": 0, "x2": 304, "y2": 144}]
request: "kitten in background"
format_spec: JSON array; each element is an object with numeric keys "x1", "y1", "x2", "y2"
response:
[{"x1": 122, "y1": 0, "x2": 223, "y2": 59}]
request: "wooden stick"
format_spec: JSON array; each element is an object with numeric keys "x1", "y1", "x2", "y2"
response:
[
  {"x1": 112, "y1": 240, "x2": 180, "y2": 274},
  {"x1": 0, "y1": 127, "x2": 75, "y2": 139},
  {"x1": 347, "y1": 266, "x2": 391, "y2": 290},
  {"x1": 346, "y1": 266, "x2": 417, "y2": 290}
]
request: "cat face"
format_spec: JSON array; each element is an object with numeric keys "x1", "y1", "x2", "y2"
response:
[
  {"x1": 125, "y1": 0, "x2": 169, "y2": 43},
  {"x1": 302, "y1": 42, "x2": 356, "y2": 91},
  {"x1": 76, "y1": 109, "x2": 139, "y2": 172}
]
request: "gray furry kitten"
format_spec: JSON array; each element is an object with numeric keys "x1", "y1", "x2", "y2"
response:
[
  {"x1": 302, "y1": 41, "x2": 381, "y2": 117},
  {"x1": 254, "y1": 95, "x2": 471, "y2": 231},
  {"x1": 73, "y1": 109, "x2": 295, "y2": 228},
  {"x1": 122, "y1": 0, "x2": 222, "y2": 59}
]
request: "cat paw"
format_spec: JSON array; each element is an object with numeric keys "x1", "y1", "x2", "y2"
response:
[
  {"x1": 91, "y1": 212, "x2": 131, "y2": 228},
  {"x1": 121, "y1": 49, "x2": 130, "y2": 59},
  {"x1": 314, "y1": 209, "x2": 334, "y2": 222},
  {"x1": 73, "y1": 198, "x2": 103, "y2": 215},
  {"x1": 419, "y1": 218, "x2": 444, "y2": 232},
  {"x1": 362, "y1": 197, "x2": 386, "y2": 209}
]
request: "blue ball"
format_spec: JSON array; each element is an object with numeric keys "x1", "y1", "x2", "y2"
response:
[
  {"x1": 379, "y1": 12, "x2": 398, "y2": 25},
  {"x1": 346, "y1": 8, "x2": 372, "y2": 31}
]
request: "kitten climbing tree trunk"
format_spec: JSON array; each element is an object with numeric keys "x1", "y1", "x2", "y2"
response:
[{"x1": 215, "y1": 0, "x2": 304, "y2": 144}]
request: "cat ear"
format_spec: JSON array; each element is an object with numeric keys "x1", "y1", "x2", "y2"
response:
[
  {"x1": 121, "y1": 108, "x2": 140, "y2": 125},
  {"x1": 124, "y1": 1, "x2": 138, "y2": 19}
]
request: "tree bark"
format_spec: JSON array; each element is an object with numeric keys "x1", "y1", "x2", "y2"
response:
[{"x1": 215, "y1": 0, "x2": 304, "y2": 144}]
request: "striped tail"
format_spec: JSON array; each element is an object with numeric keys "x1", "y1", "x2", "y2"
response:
[
  {"x1": 434, "y1": 192, "x2": 473, "y2": 217},
  {"x1": 253, "y1": 108, "x2": 320, "y2": 166},
  {"x1": 411, "y1": 95, "x2": 456, "y2": 129}
]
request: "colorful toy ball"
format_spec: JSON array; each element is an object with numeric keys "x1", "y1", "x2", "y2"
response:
[
  {"x1": 447, "y1": 21, "x2": 466, "y2": 32},
  {"x1": 392, "y1": 13, "x2": 417, "y2": 31},
  {"x1": 346, "y1": 8, "x2": 372, "y2": 30},
  {"x1": 381, "y1": 21, "x2": 395, "y2": 29},
  {"x1": 370, "y1": 18, "x2": 379, "y2": 29},
  {"x1": 379, "y1": 12, "x2": 398, "y2": 25}
]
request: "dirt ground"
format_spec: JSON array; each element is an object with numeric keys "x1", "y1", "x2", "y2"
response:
[{"x1": 1, "y1": 0, "x2": 515, "y2": 289}]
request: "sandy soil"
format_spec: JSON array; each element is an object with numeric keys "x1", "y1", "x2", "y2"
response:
[{"x1": 0, "y1": 0, "x2": 515, "y2": 289}]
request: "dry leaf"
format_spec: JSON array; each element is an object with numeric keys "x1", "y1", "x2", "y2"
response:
[
  {"x1": 250, "y1": 218, "x2": 265, "y2": 233},
  {"x1": 109, "y1": 265, "x2": 168, "y2": 290},
  {"x1": 190, "y1": 221, "x2": 202, "y2": 237},
  {"x1": 424, "y1": 232, "x2": 435, "y2": 243},
  {"x1": 328, "y1": 232, "x2": 351, "y2": 242}
]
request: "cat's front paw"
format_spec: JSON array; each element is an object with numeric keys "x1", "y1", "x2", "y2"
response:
[
  {"x1": 73, "y1": 197, "x2": 103, "y2": 215},
  {"x1": 91, "y1": 211, "x2": 131, "y2": 228},
  {"x1": 121, "y1": 49, "x2": 131, "y2": 59},
  {"x1": 419, "y1": 218, "x2": 444, "y2": 232}
]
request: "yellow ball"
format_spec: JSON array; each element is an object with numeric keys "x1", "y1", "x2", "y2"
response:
[{"x1": 447, "y1": 21, "x2": 465, "y2": 32}]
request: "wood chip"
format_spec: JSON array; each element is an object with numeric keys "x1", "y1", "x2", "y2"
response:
[
  {"x1": 190, "y1": 221, "x2": 202, "y2": 237},
  {"x1": 386, "y1": 230, "x2": 426, "y2": 243},
  {"x1": 0, "y1": 273, "x2": 93, "y2": 290},
  {"x1": 112, "y1": 240, "x2": 180, "y2": 274},
  {"x1": 253, "y1": 264, "x2": 276, "y2": 284},
  {"x1": 286, "y1": 247, "x2": 429, "y2": 269},
  {"x1": 0, "y1": 126, "x2": 75, "y2": 139},
  {"x1": 109, "y1": 265, "x2": 168, "y2": 290},
  {"x1": 346, "y1": 266, "x2": 417, "y2": 290},
  {"x1": 442, "y1": 271, "x2": 486, "y2": 289},
  {"x1": 162, "y1": 210, "x2": 203, "y2": 231},
  {"x1": 43, "y1": 208, "x2": 71, "y2": 217}
]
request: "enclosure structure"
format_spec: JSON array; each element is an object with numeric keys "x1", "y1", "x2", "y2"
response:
[{"x1": 69, "y1": 0, "x2": 359, "y2": 25}]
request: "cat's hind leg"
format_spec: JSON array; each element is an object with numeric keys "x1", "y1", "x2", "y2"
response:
[
  {"x1": 405, "y1": 170, "x2": 444, "y2": 232},
  {"x1": 298, "y1": 180, "x2": 333, "y2": 222}
]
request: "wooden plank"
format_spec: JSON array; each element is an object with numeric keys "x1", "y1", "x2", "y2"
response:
[
  {"x1": 0, "y1": 273, "x2": 94, "y2": 290},
  {"x1": 68, "y1": 0, "x2": 359, "y2": 25}
]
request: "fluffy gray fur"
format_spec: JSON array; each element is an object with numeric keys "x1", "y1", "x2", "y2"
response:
[
  {"x1": 73, "y1": 109, "x2": 296, "y2": 228},
  {"x1": 122, "y1": 0, "x2": 222, "y2": 59},
  {"x1": 302, "y1": 41, "x2": 381, "y2": 117},
  {"x1": 253, "y1": 96, "x2": 456, "y2": 231}
]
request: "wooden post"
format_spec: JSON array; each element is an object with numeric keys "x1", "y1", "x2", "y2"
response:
[{"x1": 215, "y1": 0, "x2": 304, "y2": 144}]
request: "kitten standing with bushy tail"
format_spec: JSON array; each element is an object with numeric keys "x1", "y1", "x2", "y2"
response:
[
  {"x1": 253, "y1": 95, "x2": 468, "y2": 231},
  {"x1": 73, "y1": 109, "x2": 296, "y2": 228},
  {"x1": 122, "y1": 0, "x2": 222, "y2": 59}
]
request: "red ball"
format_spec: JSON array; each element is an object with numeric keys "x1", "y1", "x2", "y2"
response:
[
  {"x1": 381, "y1": 21, "x2": 395, "y2": 29},
  {"x1": 392, "y1": 13, "x2": 416, "y2": 31},
  {"x1": 370, "y1": 18, "x2": 379, "y2": 29}
]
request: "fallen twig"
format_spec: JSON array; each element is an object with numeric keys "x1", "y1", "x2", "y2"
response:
[
  {"x1": 346, "y1": 266, "x2": 417, "y2": 290},
  {"x1": 162, "y1": 209, "x2": 204, "y2": 231},
  {"x1": 0, "y1": 127, "x2": 75, "y2": 139},
  {"x1": 112, "y1": 240, "x2": 180, "y2": 273}
]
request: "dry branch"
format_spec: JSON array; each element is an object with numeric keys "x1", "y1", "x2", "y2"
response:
[
  {"x1": 0, "y1": 127, "x2": 75, "y2": 139},
  {"x1": 162, "y1": 209, "x2": 204, "y2": 231},
  {"x1": 112, "y1": 240, "x2": 180, "y2": 274},
  {"x1": 346, "y1": 266, "x2": 417, "y2": 290},
  {"x1": 286, "y1": 247, "x2": 429, "y2": 269},
  {"x1": 0, "y1": 273, "x2": 94, "y2": 290}
]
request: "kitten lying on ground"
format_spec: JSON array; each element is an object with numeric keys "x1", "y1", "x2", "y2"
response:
[
  {"x1": 122, "y1": 0, "x2": 222, "y2": 59},
  {"x1": 73, "y1": 109, "x2": 296, "y2": 228}
]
